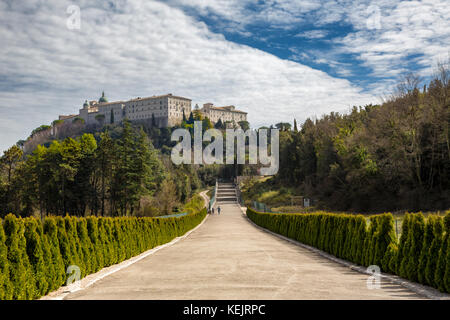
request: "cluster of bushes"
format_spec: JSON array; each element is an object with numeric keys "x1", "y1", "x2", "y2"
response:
[
  {"x1": 246, "y1": 208, "x2": 449, "y2": 293},
  {"x1": 0, "y1": 208, "x2": 206, "y2": 300}
]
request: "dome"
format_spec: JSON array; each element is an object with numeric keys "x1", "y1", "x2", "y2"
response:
[
  {"x1": 83, "y1": 100, "x2": 89, "y2": 108},
  {"x1": 99, "y1": 91, "x2": 108, "y2": 103}
]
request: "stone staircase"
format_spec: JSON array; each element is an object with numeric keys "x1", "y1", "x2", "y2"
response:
[{"x1": 216, "y1": 182, "x2": 237, "y2": 204}]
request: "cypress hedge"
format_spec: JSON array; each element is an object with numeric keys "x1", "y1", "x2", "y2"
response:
[
  {"x1": 247, "y1": 208, "x2": 449, "y2": 293},
  {"x1": 0, "y1": 208, "x2": 206, "y2": 300}
]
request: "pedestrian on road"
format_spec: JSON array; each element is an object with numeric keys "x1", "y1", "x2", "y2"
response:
[
  {"x1": 212, "y1": 207, "x2": 215, "y2": 215},
  {"x1": 218, "y1": 206, "x2": 221, "y2": 215}
]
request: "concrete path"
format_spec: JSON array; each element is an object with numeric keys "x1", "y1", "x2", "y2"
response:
[{"x1": 64, "y1": 201, "x2": 424, "y2": 300}]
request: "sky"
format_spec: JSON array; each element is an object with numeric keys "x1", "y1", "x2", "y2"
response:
[{"x1": 0, "y1": 0, "x2": 449, "y2": 152}]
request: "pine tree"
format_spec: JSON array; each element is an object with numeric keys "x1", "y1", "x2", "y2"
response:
[
  {"x1": 110, "y1": 109, "x2": 114, "y2": 124},
  {"x1": 97, "y1": 131, "x2": 115, "y2": 216},
  {"x1": 214, "y1": 118, "x2": 223, "y2": 129},
  {"x1": 188, "y1": 112, "x2": 194, "y2": 124},
  {"x1": 293, "y1": 119, "x2": 298, "y2": 132}
]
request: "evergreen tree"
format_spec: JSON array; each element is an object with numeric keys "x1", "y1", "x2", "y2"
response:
[
  {"x1": 3, "y1": 214, "x2": 36, "y2": 299},
  {"x1": 405, "y1": 213, "x2": 425, "y2": 282},
  {"x1": 188, "y1": 112, "x2": 194, "y2": 124},
  {"x1": 0, "y1": 218, "x2": 11, "y2": 300},
  {"x1": 110, "y1": 109, "x2": 114, "y2": 124},
  {"x1": 293, "y1": 119, "x2": 298, "y2": 132},
  {"x1": 43, "y1": 217, "x2": 65, "y2": 290},
  {"x1": 435, "y1": 214, "x2": 450, "y2": 291},
  {"x1": 214, "y1": 118, "x2": 223, "y2": 129},
  {"x1": 418, "y1": 216, "x2": 434, "y2": 284},
  {"x1": 24, "y1": 218, "x2": 48, "y2": 297},
  {"x1": 425, "y1": 216, "x2": 444, "y2": 287},
  {"x1": 96, "y1": 131, "x2": 115, "y2": 216}
]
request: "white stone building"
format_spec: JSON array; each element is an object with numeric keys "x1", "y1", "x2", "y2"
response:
[
  {"x1": 59, "y1": 93, "x2": 247, "y2": 128},
  {"x1": 60, "y1": 92, "x2": 192, "y2": 128},
  {"x1": 199, "y1": 103, "x2": 247, "y2": 125}
]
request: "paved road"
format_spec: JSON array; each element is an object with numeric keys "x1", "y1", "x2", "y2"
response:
[{"x1": 65, "y1": 202, "x2": 423, "y2": 300}]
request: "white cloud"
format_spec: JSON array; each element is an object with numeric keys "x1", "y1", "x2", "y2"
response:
[
  {"x1": 336, "y1": 0, "x2": 450, "y2": 79},
  {"x1": 0, "y1": 0, "x2": 376, "y2": 152},
  {"x1": 295, "y1": 30, "x2": 328, "y2": 39},
  {"x1": 166, "y1": 0, "x2": 450, "y2": 85}
]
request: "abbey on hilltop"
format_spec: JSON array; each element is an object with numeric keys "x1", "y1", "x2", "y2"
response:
[{"x1": 59, "y1": 92, "x2": 247, "y2": 128}]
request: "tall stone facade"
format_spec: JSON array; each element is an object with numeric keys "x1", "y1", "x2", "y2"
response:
[
  {"x1": 199, "y1": 103, "x2": 247, "y2": 125},
  {"x1": 60, "y1": 92, "x2": 192, "y2": 128},
  {"x1": 59, "y1": 92, "x2": 247, "y2": 128}
]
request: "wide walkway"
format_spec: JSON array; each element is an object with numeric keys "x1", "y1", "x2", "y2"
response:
[{"x1": 65, "y1": 201, "x2": 423, "y2": 299}]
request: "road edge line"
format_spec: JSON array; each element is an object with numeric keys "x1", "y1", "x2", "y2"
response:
[
  {"x1": 239, "y1": 206, "x2": 450, "y2": 300},
  {"x1": 41, "y1": 192, "x2": 210, "y2": 300}
]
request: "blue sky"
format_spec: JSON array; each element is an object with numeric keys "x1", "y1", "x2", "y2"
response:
[{"x1": 0, "y1": 0, "x2": 449, "y2": 152}]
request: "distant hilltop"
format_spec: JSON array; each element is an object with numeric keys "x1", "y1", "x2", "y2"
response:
[
  {"x1": 59, "y1": 92, "x2": 247, "y2": 128},
  {"x1": 21, "y1": 92, "x2": 248, "y2": 153}
]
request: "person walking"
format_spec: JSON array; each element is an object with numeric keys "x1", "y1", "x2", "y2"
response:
[
  {"x1": 218, "y1": 206, "x2": 221, "y2": 215},
  {"x1": 212, "y1": 207, "x2": 215, "y2": 215}
]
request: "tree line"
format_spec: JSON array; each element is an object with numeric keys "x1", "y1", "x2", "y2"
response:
[
  {"x1": 275, "y1": 67, "x2": 449, "y2": 212},
  {"x1": 0, "y1": 120, "x2": 203, "y2": 218}
]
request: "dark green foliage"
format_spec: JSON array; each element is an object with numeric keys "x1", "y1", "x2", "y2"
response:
[
  {"x1": 43, "y1": 218, "x2": 65, "y2": 290},
  {"x1": 0, "y1": 207, "x2": 206, "y2": 300},
  {"x1": 373, "y1": 214, "x2": 397, "y2": 269},
  {"x1": 435, "y1": 214, "x2": 450, "y2": 291},
  {"x1": 0, "y1": 218, "x2": 11, "y2": 300},
  {"x1": 397, "y1": 213, "x2": 411, "y2": 277},
  {"x1": 425, "y1": 216, "x2": 444, "y2": 287},
  {"x1": 3, "y1": 214, "x2": 36, "y2": 299},
  {"x1": 405, "y1": 213, "x2": 425, "y2": 282},
  {"x1": 418, "y1": 215, "x2": 435, "y2": 284},
  {"x1": 23, "y1": 218, "x2": 49, "y2": 298}
]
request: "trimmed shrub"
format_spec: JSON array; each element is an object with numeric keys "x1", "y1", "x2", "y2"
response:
[
  {"x1": 435, "y1": 214, "x2": 450, "y2": 291},
  {"x1": 397, "y1": 213, "x2": 412, "y2": 277},
  {"x1": 418, "y1": 215, "x2": 435, "y2": 285},
  {"x1": 405, "y1": 213, "x2": 425, "y2": 282},
  {"x1": 246, "y1": 208, "x2": 449, "y2": 294},
  {"x1": 3, "y1": 214, "x2": 36, "y2": 299},
  {"x1": 1, "y1": 205, "x2": 206, "y2": 300},
  {"x1": 43, "y1": 217, "x2": 66, "y2": 290},
  {"x1": 425, "y1": 216, "x2": 444, "y2": 287},
  {"x1": 373, "y1": 214, "x2": 397, "y2": 270},
  {"x1": 23, "y1": 218, "x2": 49, "y2": 298}
]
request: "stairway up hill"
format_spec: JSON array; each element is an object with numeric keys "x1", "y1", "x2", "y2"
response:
[{"x1": 216, "y1": 182, "x2": 237, "y2": 204}]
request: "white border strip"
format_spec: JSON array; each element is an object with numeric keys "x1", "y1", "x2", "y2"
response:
[{"x1": 240, "y1": 207, "x2": 450, "y2": 300}]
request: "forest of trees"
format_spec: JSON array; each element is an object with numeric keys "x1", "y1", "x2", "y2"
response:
[
  {"x1": 2, "y1": 64, "x2": 449, "y2": 216},
  {"x1": 0, "y1": 120, "x2": 206, "y2": 218},
  {"x1": 274, "y1": 67, "x2": 449, "y2": 212}
]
